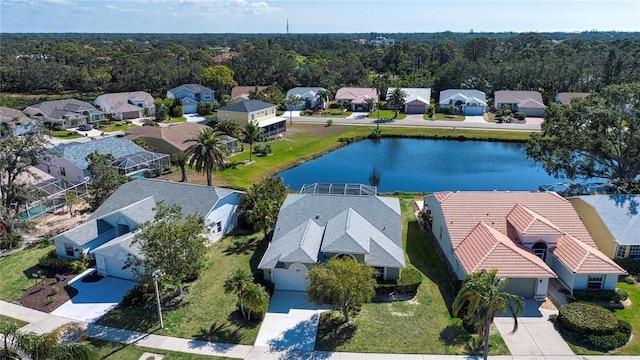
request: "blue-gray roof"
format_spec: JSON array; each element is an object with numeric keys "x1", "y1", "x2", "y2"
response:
[
  {"x1": 168, "y1": 83, "x2": 213, "y2": 95},
  {"x1": 259, "y1": 193, "x2": 405, "y2": 270},
  {"x1": 88, "y1": 178, "x2": 239, "y2": 221},
  {"x1": 218, "y1": 100, "x2": 276, "y2": 113},
  {"x1": 285, "y1": 87, "x2": 326, "y2": 99},
  {"x1": 52, "y1": 137, "x2": 145, "y2": 170},
  {"x1": 578, "y1": 195, "x2": 640, "y2": 246}
]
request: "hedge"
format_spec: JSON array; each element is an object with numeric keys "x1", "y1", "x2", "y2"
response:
[
  {"x1": 614, "y1": 257, "x2": 640, "y2": 276},
  {"x1": 38, "y1": 249, "x2": 91, "y2": 273},
  {"x1": 557, "y1": 302, "x2": 631, "y2": 351},
  {"x1": 375, "y1": 266, "x2": 423, "y2": 296},
  {"x1": 572, "y1": 289, "x2": 624, "y2": 302}
]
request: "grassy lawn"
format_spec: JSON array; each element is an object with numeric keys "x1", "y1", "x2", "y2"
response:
[
  {"x1": 315, "y1": 198, "x2": 508, "y2": 355},
  {"x1": 164, "y1": 116, "x2": 187, "y2": 124},
  {"x1": 89, "y1": 339, "x2": 234, "y2": 359},
  {"x1": 0, "y1": 240, "x2": 56, "y2": 302},
  {"x1": 320, "y1": 110, "x2": 353, "y2": 118},
  {"x1": 97, "y1": 229, "x2": 268, "y2": 345},
  {"x1": 426, "y1": 113, "x2": 466, "y2": 121},
  {"x1": 367, "y1": 109, "x2": 407, "y2": 120},
  {"x1": 97, "y1": 122, "x2": 136, "y2": 133},
  {"x1": 51, "y1": 130, "x2": 84, "y2": 139},
  {"x1": 0, "y1": 314, "x2": 28, "y2": 328}
]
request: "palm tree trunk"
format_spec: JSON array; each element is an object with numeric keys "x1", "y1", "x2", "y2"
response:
[
  {"x1": 483, "y1": 316, "x2": 491, "y2": 360},
  {"x1": 206, "y1": 168, "x2": 212, "y2": 187},
  {"x1": 249, "y1": 142, "x2": 253, "y2": 162},
  {"x1": 180, "y1": 164, "x2": 187, "y2": 182}
]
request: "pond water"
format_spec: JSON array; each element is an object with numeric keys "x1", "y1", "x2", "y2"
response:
[{"x1": 277, "y1": 138, "x2": 568, "y2": 193}]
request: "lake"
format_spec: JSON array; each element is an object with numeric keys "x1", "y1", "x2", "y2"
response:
[{"x1": 277, "y1": 138, "x2": 566, "y2": 193}]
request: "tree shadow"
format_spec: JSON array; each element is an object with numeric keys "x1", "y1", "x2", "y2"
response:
[
  {"x1": 226, "y1": 309, "x2": 260, "y2": 329},
  {"x1": 193, "y1": 321, "x2": 244, "y2": 343},
  {"x1": 314, "y1": 312, "x2": 356, "y2": 351},
  {"x1": 249, "y1": 233, "x2": 271, "y2": 275},
  {"x1": 439, "y1": 322, "x2": 471, "y2": 346},
  {"x1": 223, "y1": 237, "x2": 259, "y2": 256}
]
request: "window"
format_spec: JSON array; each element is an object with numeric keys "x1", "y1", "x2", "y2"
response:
[
  {"x1": 59, "y1": 167, "x2": 66, "y2": 177},
  {"x1": 65, "y1": 244, "x2": 74, "y2": 257},
  {"x1": 629, "y1": 245, "x2": 640, "y2": 258},
  {"x1": 373, "y1": 266, "x2": 384, "y2": 278},
  {"x1": 617, "y1": 245, "x2": 627, "y2": 258},
  {"x1": 587, "y1": 275, "x2": 604, "y2": 289},
  {"x1": 216, "y1": 221, "x2": 222, "y2": 233},
  {"x1": 532, "y1": 242, "x2": 548, "y2": 261}
]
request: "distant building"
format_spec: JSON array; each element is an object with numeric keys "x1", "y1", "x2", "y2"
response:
[
  {"x1": 94, "y1": 91, "x2": 155, "y2": 120},
  {"x1": 23, "y1": 99, "x2": 105, "y2": 129},
  {"x1": 371, "y1": 36, "x2": 395, "y2": 46},
  {"x1": 555, "y1": 92, "x2": 590, "y2": 105},
  {"x1": 494, "y1": 90, "x2": 546, "y2": 117},
  {"x1": 217, "y1": 100, "x2": 286, "y2": 137},
  {"x1": 166, "y1": 84, "x2": 215, "y2": 114},
  {"x1": 0, "y1": 106, "x2": 38, "y2": 136}
]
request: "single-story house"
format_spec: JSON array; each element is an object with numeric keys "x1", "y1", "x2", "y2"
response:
[
  {"x1": 23, "y1": 99, "x2": 106, "y2": 129},
  {"x1": 570, "y1": 195, "x2": 640, "y2": 259},
  {"x1": 52, "y1": 179, "x2": 243, "y2": 280},
  {"x1": 259, "y1": 183, "x2": 405, "y2": 291},
  {"x1": 0, "y1": 106, "x2": 38, "y2": 136},
  {"x1": 335, "y1": 87, "x2": 378, "y2": 112},
  {"x1": 123, "y1": 122, "x2": 237, "y2": 155},
  {"x1": 217, "y1": 100, "x2": 286, "y2": 137},
  {"x1": 494, "y1": 90, "x2": 546, "y2": 117},
  {"x1": 37, "y1": 137, "x2": 169, "y2": 182},
  {"x1": 386, "y1": 88, "x2": 431, "y2": 114},
  {"x1": 422, "y1": 191, "x2": 626, "y2": 299},
  {"x1": 230, "y1": 86, "x2": 267, "y2": 103},
  {"x1": 285, "y1": 87, "x2": 328, "y2": 110},
  {"x1": 438, "y1": 89, "x2": 488, "y2": 115},
  {"x1": 167, "y1": 84, "x2": 214, "y2": 114},
  {"x1": 94, "y1": 91, "x2": 156, "y2": 120},
  {"x1": 555, "y1": 92, "x2": 590, "y2": 105}
]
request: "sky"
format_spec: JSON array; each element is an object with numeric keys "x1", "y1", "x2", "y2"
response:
[{"x1": 1, "y1": 0, "x2": 639, "y2": 34}]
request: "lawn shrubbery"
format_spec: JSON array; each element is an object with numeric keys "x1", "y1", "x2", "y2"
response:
[
  {"x1": 557, "y1": 302, "x2": 631, "y2": 351},
  {"x1": 0, "y1": 234, "x2": 24, "y2": 250},
  {"x1": 572, "y1": 289, "x2": 628, "y2": 303},
  {"x1": 38, "y1": 249, "x2": 91, "y2": 273},
  {"x1": 614, "y1": 258, "x2": 640, "y2": 276},
  {"x1": 375, "y1": 266, "x2": 423, "y2": 296},
  {"x1": 121, "y1": 280, "x2": 156, "y2": 307}
]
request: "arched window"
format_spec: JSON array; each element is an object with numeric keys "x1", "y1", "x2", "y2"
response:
[
  {"x1": 335, "y1": 254, "x2": 356, "y2": 261},
  {"x1": 532, "y1": 242, "x2": 548, "y2": 261}
]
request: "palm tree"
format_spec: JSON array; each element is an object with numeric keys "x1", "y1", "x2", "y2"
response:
[
  {"x1": 387, "y1": 87, "x2": 408, "y2": 118},
  {"x1": 8, "y1": 322, "x2": 97, "y2": 360},
  {"x1": 284, "y1": 95, "x2": 302, "y2": 125},
  {"x1": 315, "y1": 89, "x2": 330, "y2": 110},
  {"x1": 453, "y1": 269, "x2": 524, "y2": 360},
  {"x1": 243, "y1": 121, "x2": 260, "y2": 162},
  {"x1": 246, "y1": 199, "x2": 277, "y2": 238},
  {"x1": 365, "y1": 97, "x2": 376, "y2": 114},
  {"x1": 171, "y1": 151, "x2": 188, "y2": 182},
  {"x1": 223, "y1": 269, "x2": 254, "y2": 319},
  {"x1": 184, "y1": 128, "x2": 228, "y2": 187},
  {"x1": 242, "y1": 282, "x2": 270, "y2": 321},
  {"x1": 64, "y1": 192, "x2": 79, "y2": 217}
]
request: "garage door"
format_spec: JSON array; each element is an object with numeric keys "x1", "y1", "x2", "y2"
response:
[
  {"x1": 121, "y1": 111, "x2": 140, "y2": 119},
  {"x1": 464, "y1": 106, "x2": 483, "y2": 116},
  {"x1": 102, "y1": 256, "x2": 134, "y2": 280},
  {"x1": 183, "y1": 104, "x2": 197, "y2": 114},
  {"x1": 406, "y1": 103, "x2": 425, "y2": 114},
  {"x1": 273, "y1": 263, "x2": 308, "y2": 291},
  {"x1": 503, "y1": 278, "x2": 536, "y2": 298}
]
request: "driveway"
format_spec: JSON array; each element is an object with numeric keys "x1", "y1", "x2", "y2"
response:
[
  {"x1": 494, "y1": 298, "x2": 574, "y2": 357},
  {"x1": 50, "y1": 269, "x2": 137, "y2": 323},
  {"x1": 254, "y1": 291, "x2": 329, "y2": 351},
  {"x1": 463, "y1": 115, "x2": 487, "y2": 123},
  {"x1": 184, "y1": 113, "x2": 208, "y2": 123}
]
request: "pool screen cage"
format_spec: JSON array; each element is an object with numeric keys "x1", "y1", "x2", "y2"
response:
[
  {"x1": 18, "y1": 178, "x2": 89, "y2": 220},
  {"x1": 111, "y1": 151, "x2": 171, "y2": 176},
  {"x1": 300, "y1": 183, "x2": 377, "y2": 196}
]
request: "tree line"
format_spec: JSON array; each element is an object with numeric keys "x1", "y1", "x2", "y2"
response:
[{"x1": 1, "y1": 32, "x2": 639, "y2": 105}]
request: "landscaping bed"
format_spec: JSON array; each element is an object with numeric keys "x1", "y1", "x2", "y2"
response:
[{"x1": 18, "y1": 273, "x2": 77, "y2": 312}]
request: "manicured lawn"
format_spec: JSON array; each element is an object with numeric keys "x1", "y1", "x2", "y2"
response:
[
  {"x1": 51, "y1": 130, "x2": 84, "y2": 139},
  {"x1": 0, "y1": 314, "x2": 27, "y2": 328},
  {"x1": 0, "y1": 240, "x2": 56, "y2": 302},
  {"x1": 320, "y1": 110, "x2": 353, "y2": 118},
  {"x1": 97, "y1": 229, "x2": 268, "y2": 345},
  {"x1": 164, "y1": 116, "x2": 187, "y2": 124},
  {"x1": 315, "y1": 199, "x2": 509, "y2": 355},
  {"x1": 426, "y1": 113, "x2": 465, "y2": 121},
  {"x1": 89, "y1": 339, "x2": 234, "y2": 359},
  {"x1": 97, "y1": 122, "x2": 136, "y2": 133},
  {"x1": 366, "y1": 109, "x2": 407, "y2": 120}
]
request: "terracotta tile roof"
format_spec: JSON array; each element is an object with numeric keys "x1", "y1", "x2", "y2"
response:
[
  {"x1": 335, "y1": 87, "x2": 378, "y2": 101},
  {"x1": 432, "y1": 191, "x2": 594, "y2": 249},
  {"x1": 507, "y1": 204, "x2": 564, "y2": 236},
  {"x1": 231, "y1": 86, "x2": 267, "y2": 99},
  {"x1": 556, "y1": 92, "x2": 590, "y2": 105},
  {"x1": 124, "y1": 122, "x2": 209, "y2": 152},
  {"x1": 551, "y1": 234, "x2": 627, "y2": 274},
  {"x1": 456, "y1": 222, "x2": 556, "y2": 278}
]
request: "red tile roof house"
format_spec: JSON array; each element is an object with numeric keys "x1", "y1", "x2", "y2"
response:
[
  {"x1": 230, "y1": 85, "x2": 268, "y2": 102},
  {"x1": 123, "y1": 122, "x2": 237, "y2": 155},
  {"x1": 335, "y1": 87, "x2": 378, "y2": 112},
  {"x1": 422, "y1": 191, "x2": 626, "y2": 300},
  {"x1": 554, "y1": 92, "x2": 590, "y2": 105},
  {"x1": 494, "y1": 90, "x2": 547, "y2": 117}
]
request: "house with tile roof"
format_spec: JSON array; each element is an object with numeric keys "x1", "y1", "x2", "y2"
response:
[
  {"x1": 554, "y1": 92, "x2": 590, "y2": 105},
  {"x1": 259, "y1": 185, "x2": 405, "y2": 291},
  {"x1": 53, "y1": 179, "x2": 243, "y2": 280},
  {"x1": 570, "y1": 195, "x2": 640, "y2": 259},
  {"x1": 217, "y1": 100, "x2": 286, "y2": 137},
  {"x1": 123, "y1": 122, "x2": 237, "y2": 155},
  {"x1": 0, "y1": 106, "x2": 38, "y2": 136},
  {"x1": 422, "y1": 191, "x2": 626, "y2": 299},
  {"x1": 335, "y1": 87, "x2": 378, "y2": 112},
  {"x1": 23, "y1": 99, "x2": 106, "y2": 129},
  {"x1": 166, "y1": 84, "x2": 214, "y2": 114},
  {"x1": 94, "y1": 91, "x2": 156, "y2": 120},
  {"x1": 438, "y1": 89, "x2": 488, "y2": 115},
  {"x1": 230, "y1": 85, "x2": 268, "y2": 102},
  {"x1": 386, "y1": 88, "x2": 432, "y2": 114},
  {"x1": 285, "y1": 87, "x2": 328, "y2": 110},
  {"x1": 494, "y1": 90, "x2": 547, "y2": 117}
]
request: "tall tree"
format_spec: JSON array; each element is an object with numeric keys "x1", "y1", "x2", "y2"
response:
[
  {"x1": 0, "y1": 130, "x2": 50, "y2": 235},
  {"x1": 5, "y1": 322, "x2": 97, "y2": 360},
  {"x1": 243, "y1": 121, "x2": 260, "y2": 162},
  {"x1": 306, "y1": 257, "x2": 377, "y2": 323},
  {"x1": 170, "y1": 151, "x2": 188, "y2": 182},
  {"x1": 201, "y1": 65, "x2": 238, "y2": 101},
  {"x1": 86, "y1": 151, "x2": 121, "y2": 211},
  {"x1": 246, "y1": 199, "x2": 277, "y2": 238},
  {"x1": 223, "y1": 268, "x2": 254, "y2": 320},
  {"x1": 526, "y1": 83, "x2": 640, "y2": 189},
  {"x1": 365, "y1": 97, "x2": 376, "y2": 115},
  {"x1": 129, "y1": 202, "x2": 209, "y2": 295},
  {"x1": 242, "y1": 282, "x2": 269, "y2": 321},
  {"x1": 184, "y1": 128, "x2": 228, "y2": 187},
  {"x1": 284, "y1": 94, "x2": 302, "y2": 125},
  {"x1": 387, "y1": 87, "x2": 408, "y2": 118},
  {"x1": 315, "y1": 89, "x2": 331, "y2": 110},
  {"x1": 453, "y1": 269, "x2": 524, "y2": 360},
  {"x1": 238, "y1": 177, "x2": 288, "y2": 236}
]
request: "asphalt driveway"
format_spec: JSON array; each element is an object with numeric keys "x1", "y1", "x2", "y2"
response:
[
  {"x1": 254, "y1": 291, "x2": 329, "y2": 351},
  {"x1": 50, "y1": 268, "x2": 137, "y2": 323}
]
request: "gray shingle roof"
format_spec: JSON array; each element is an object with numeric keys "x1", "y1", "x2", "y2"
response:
[
  {"x1": 88, "y1": 178, "x2": 238, "y2": 221},
  {"x1": 51, "y1": 137, "x2": 145, "y2": 170},
  {"x1": 259, "y1": 193, "x2": 405, "y2": 270},
  {"x1": 168, "y1": 83, "x2": 214, "y2": 95},
  {"x1": 285, "y1": 87, "x2": 326, "y2": 99},
  {"x1": 218, "y1": 100, "x2": 276, "y2": 113},
  {"x1": 24, "y1": 98, "x2": 102, "y2": 120},
  {"x1": 578, "y1": 195, "x2": 640, "y2": 246}
]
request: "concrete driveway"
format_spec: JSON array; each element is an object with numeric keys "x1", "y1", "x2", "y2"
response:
[
  {"x1": 463, "y1": 115, "x2": 487, "y2": 123},
  {"x1": 51, "y1": 269, "x2": 137, "y2": 323},
  {"x1": 254, "y1": 291, "x2": 329, "y2": 351},
  {"x1": 184, "y1": 113, "x2": 207, "y2": 123},
  {"x1": 494, "y1": 299, "x2": 574, "y2": 357}
]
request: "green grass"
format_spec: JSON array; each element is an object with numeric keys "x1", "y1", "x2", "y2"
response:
[
  {"x1": 0, "y1": 240, "x2": 56, "y2": 302},
  {"x1": 314, "y1": 199, "x2": 509, "y2": 355},
  {"x1": 97, "y1": 122, "x2": 136, "y2": 133},
  {"x1": 0, "y1": 314, "x2": 28, "y2": 328},
  {"x1": 89, "y1": 338, "x2": 234, "y2": 359},
  {"x1": 164, "y1": 116, "x2": 187, "y2": 124},
  {"x1": 320, "y1": 110, "x2": 353, "y2": 118},
  {"x1": 204, "y1": 113, "x2": 218, "y2": 120},
  {"x1": 427, "y1": 113, "x2": 466, "y2": 121},
  {"x1": 97, "y1": 229, "x2": 268, "y2": 345},
  {"x1": 367, "y1": 110, "x2": 407, "y2": 120},
  {"x1": 0, "y1": 92, "x2": 102, "y2": 109},
  {"x1": 51, "y1": 130, "x2": 84, "y2": 139}
]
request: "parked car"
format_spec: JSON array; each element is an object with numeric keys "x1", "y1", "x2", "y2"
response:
[{"x1": 77, "y1": 124, "x2": 92, "y2": 131}]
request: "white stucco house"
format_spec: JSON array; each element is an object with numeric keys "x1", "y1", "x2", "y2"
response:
[
  {"x1": 335, "y1": 87, "x2": 378, "y2": 112},
  {"x1": 52, "y1": 179, "x2": 243, "y2": 280},
  {"x1": 438, "y1": 89, "x2": 488, "y2": 115},
  {"x1": 23, "y1": 98, "x2": 106, "y2": 129},
  {"x1": 386, "y1": 88, "x2": 431, "y2": 114},
  {"x1": 285, "y1": 87, "x2": 328, "y2": 110},
  {"x1": 94, "y1": 91, "x2": 156, "y2": 120},
  {"x1": 259, "y1": 183, "x2": 405, "y2": 291},
  {"x1": 494, "y1": 90, "x2": 546, "y2": 117},
  {"x1": 422, "y1": 191, "x2": 626, "y2": 300}
]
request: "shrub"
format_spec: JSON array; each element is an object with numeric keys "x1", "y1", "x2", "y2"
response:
[
  {"x1": 614, "y1": 257, "x2": 640, "y2": 276},
  {"x1": 572, "y1": 289, "x2": 618, "y2": 302},
  {"x1": 45, "y1": 296, "x2": 54, "y2": 305},
  {"x1": 51, "y1": 286, "x2": 60, "y2": 295},
  {"x1": 0, "y1": 233, "x2": 24, "y2": 250},
  {"x1": 122, "y1": 280, "x2": 155, "y2": 307},
  {"x1": 375, "y1": 266, "x2": 423, "y2": 296},
  {"x1": 625, "y1": 275, "x2": 637, "y2": 284},
  {"x1": 614, "y1": 288, "x2": 628, "y2": 302},
  {"x1": 326, "y1": 119, "x2": 333, "y2": 127},
  {"x1": 38, "y1": 249, "x2": 90, "y2": 273},
  {"x1": 558, "y1": 302, "x2": 618, "y2": 335},
  {"x1": 515, "y1": 112, "x2": 526, "y2": 120}
]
